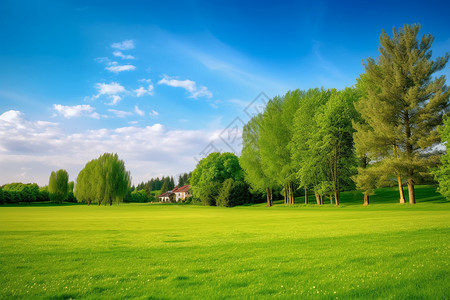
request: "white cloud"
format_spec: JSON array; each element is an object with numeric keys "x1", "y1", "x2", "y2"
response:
[
  {"x1": 134, "y1": 105, "x2": 145, "y2": 116},
  {"x1": 106, "y1": 63, "x2": 136, "y2": 73},
  {"x1": 139, "y1": 78, "x2": 152, "y2": 83},
  {"x1": 0, "y1": 110, "x2": 234, "y2": 186},
  {"x1": 113, "y1": 51, "x2": 135, "y2": 59},
  {"x1": 53, "y1": 104, "x2": 100, "y2": 119},
  {"x1": 96, "y1": 82, "x2": 126, "y2": 95},
  {"x1": 93, "y1": 82, "x2": 126, "y2": 105},
  {"x1": 158, "y1": 75, "x2": 212, "y2": 99},
  {"x1": 111, "y1": 40, "x2": 135, "y2": 50},
  {"x1": 108, "y1": 109, "x2": 133, "y2": 118},
  {"x1": 149, "y1": 110, "x2": 159, "y2": 117},
  {"x1": 134, "y1": 84, "x2": 154, "y2": 97}
]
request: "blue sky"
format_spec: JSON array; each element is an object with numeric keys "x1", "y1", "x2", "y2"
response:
[{"x1": 0, "y1": 0, "x2": 449, "y2": 185}]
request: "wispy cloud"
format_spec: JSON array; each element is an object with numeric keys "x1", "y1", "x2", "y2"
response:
[
  {"x1": 105, "y1": 95, "x2": 122, "y2": 106},
  {"x1": 107, "y1": 109, "x2": 133, "y2": 118},
  {"x1": 113, "y1": 51, "x2": 135, "y2": 59},
  {"x1": 111, "y1": 40, "x2": 135, "y2": 50},
  {"x1": 210, "y1": 99, "x2": 222, "y2": 109},
  {"x1": 228, "y1": 98, "x2": 250, "y2": 109},
  {"x1": 149, "y1": 110, "x2": 159, "y2": 117},
  {"x1": 134, "y1": 105, "x2": 145, "y2": 116},
  {"x1": 158, "y1": 75, "x2": 212, "y2": 99},
  {"x1": 53, "y1": 104, "x2": 100, "y2": 119},
  {"x1": 106, "y1": 62, "x2": 136, "y2": 73}
]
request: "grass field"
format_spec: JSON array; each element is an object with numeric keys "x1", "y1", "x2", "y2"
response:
[{"x1": 0, "y1": 185, "x2": 449, "y2": 299}]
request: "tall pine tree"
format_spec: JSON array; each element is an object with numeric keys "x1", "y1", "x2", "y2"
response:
[{"x1": 355, "y1": 24, "x2": 449, "y2": 204}]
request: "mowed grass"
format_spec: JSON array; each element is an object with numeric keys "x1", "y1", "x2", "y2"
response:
[{"x1": 0, "y1": 186, "x2": 449, "y2": 299}]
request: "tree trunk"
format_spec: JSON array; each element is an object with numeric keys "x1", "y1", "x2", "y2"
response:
[
  {"x1": 266, "y1": 187, "x2": 272, "y2": 207},
  {"x1": 320, "y1": 194, "x2": 323, "y2": 205},
  {"x1": 315, "y1": 192, "x2": 320, "y2": 205},
  {"x1": 304, "y1": 186, "x2": 308, "y2": 205},
  {"x1": 404, "y1": 110, "x2": 415, "y2": 205},
  {"x1": 407, "y1": 178, "x2": 415, "y2": 204},
  {"x1": 397, "y1": 175, "x2": 406, "y2": 204},
  {"x1": 364, "y1": 192, "x2": 369, "y2": 206},
  {"x1": 98, "y1": 201, "x2": 101, "y2": 206},
  {"x1": 270, "y1": 188, "x2": 273, "y2": 206},
  {"x1": 331, "y1": 142, "x2": 340, "y2": 206},
  {"x1": 393, "y1": 145, "x2": 406, "y2": 204},
  {"x1": 290, "y1": 182, "x2": 294, "y2": 205},
  {"x1": 330, "y1": 194, "x2": 333, "y2": 205}
]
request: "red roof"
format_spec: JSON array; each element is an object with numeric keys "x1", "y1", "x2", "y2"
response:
[
  {"x1": 174, "y1": 185, "x2": 190, "y2": 192},
  {"x1": 157, "y1": 191, "x2": 171, "y2": 198}
]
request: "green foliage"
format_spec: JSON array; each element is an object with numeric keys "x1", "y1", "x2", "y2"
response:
[
  {"x1": 75, "y1": 153, "x2": 131, "y2": 205},
  {"x1": 190, "y1": 152, "x2": 245, "y2": 205},
  {"x1": 240, "y1": 114, "x2": 276, "y2": 205},
  {"x1": 48, "y1": 170, "x2": 69, "y2": 203},
  {"x1": 216, "y1": 178, "x2": 234, "y2": 207},
  {"x1": 129, "y1": 190, "x2": 149, "y2": 203},
  {"x1": 290, "y1": 89, "x2": 331, "y2": 192},
  {"x1": 313, "y1": 88, "x2": 359, "y2": 203},
  {"x1": 242, "y1": 88, "x2": 359, "y2": 205},
  {"x1": 0, "y1": 183, "x2": 40, "y2": 204},
  {"x1": 177, "y1": 172, "x2": 192, "y2": 186},
  {"x1": 198, "y1": 181, "x2": 221, "y2": 206},
  {"x1": 433, "y1": 117, "x2": 450, "y2": 199}
]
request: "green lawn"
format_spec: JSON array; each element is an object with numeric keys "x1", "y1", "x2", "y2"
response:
[{"x1": 0, "y1": 186, "x2": 449, "y2": 299}]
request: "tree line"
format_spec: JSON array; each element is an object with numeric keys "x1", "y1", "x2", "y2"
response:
[
  {"x1": 240, "y1": 24, "x2": 449, "y2": 206},
  {"x1": 133, "y1": 172, "x2": 191, "y2": 195},
  {"x1": 0, "y1": 153, "x2": 192, "y2": 205},
  {"x1": 0, "y1": 181, "x2": 76, "y2": 204}
]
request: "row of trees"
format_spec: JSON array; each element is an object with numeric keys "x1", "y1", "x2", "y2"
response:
[
  {"x1": 1, "y1": 153, "x2": 189, "y2": 206},
  {"x1": 133, "y1": 172, "x2": 191, "y2": 196},
  {"x1": 0, "y1": 183, "x2": 42, "y2": 204},
  {"x1": 0, "y1": 182, "x2": 77, "y2": 204},
  {"x1": 240, "y1": 24, "x2": 449, "y2": 206},
  {"x1": 241, "y1": 88, "x2": 358, "y2": 206},
  {"x1": 134, "y1": 176, "x2": 175, "y2": 195}
]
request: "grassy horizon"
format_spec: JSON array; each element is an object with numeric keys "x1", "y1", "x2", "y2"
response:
[{"x1": 0, "y1": 186, "x2": 449, "y2": 299}]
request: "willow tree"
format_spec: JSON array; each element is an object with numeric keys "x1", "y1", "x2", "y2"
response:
[
  {"x1": 355, "y1": 24, "x2": 449, "y2": 204},
  {"x1": 48, "y1": 169, "x2": 69, "y2": 203},
  {"x1": 75, "y1": 153, "x2": 131, "y2": 205}
]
